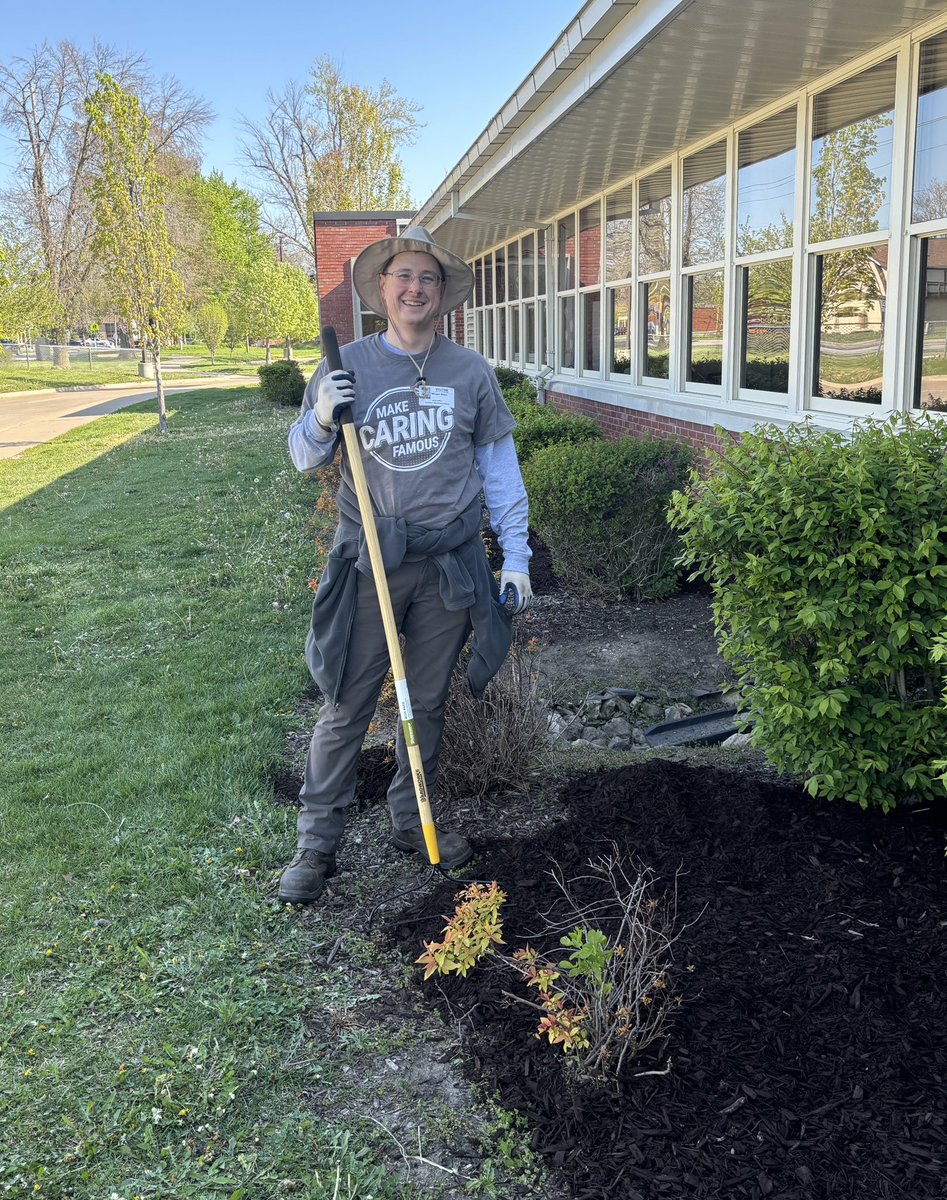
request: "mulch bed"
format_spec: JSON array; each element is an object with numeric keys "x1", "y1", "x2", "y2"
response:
[{"x1": 379, "y1": 757, "x2": 947, "y2": 1200}]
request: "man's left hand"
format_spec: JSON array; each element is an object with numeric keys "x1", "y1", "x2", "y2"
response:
[{"x1": 500, "y1": 571, "x2": 532, "y2": 614}]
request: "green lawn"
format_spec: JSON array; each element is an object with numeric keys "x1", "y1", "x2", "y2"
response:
[
  {"x1": 0, "y1": 357, "x2": 145, "y2": 391},
  {"x1": 0, "y1": 389, "x2": 410, "y2": 1199},
  {"x1": 0, "y1": 346, "x2": 321, "y2": 393}
]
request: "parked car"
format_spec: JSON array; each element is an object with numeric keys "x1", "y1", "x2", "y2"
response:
[{"x1": 82, "y1": 337, "x2": 114, "y2": 348}]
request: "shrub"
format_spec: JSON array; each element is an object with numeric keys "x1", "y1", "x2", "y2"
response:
[
  {"x1": 494, "y1": 365, "x2": 531, "y2": 392},
  {"x1": 416, "y1": 853, "x2": 686, "y2": 1080},
  {"x1": 669, "y1": 416, "x2": 947, "y2": 811},
  {"x1": 503, "y1": 378, "x2": 539, "y2": 410},
  {"x1": 511, "y1": 401, "x2": 602, "y2": 464},
  {"x1": 438, "y1": 632, "x2": 551, "y2": 809},
  {"x1": 524, "y1": 435, "x2": 691, "y2": 599},
  {"x1": 258, "y1": 359, "x2": 306, "y2": 406}
]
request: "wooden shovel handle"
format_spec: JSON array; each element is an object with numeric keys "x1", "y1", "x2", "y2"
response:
[{"x1": 321, "y1": 327, "x2": 440, "y2": 866}]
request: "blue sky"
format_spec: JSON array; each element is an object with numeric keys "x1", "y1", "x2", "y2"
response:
[{"x1": 1, "y1": 0, "x2": 581, "y2": 208}]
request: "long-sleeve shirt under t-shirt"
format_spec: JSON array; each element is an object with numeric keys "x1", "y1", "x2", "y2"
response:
[{"x1": 288, "y1": 332, "x2": 531, "y2": 574}]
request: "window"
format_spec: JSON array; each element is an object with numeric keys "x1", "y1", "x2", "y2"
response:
[
  {"x1": 557, "y1": 216, "x2": 577, "y2": 369},
  {"x1": 579, "y1": 203, "x2": 601, "y2": 288},
  {"x1": 495, "y1": 246, "x2": 506, "y2": 304},
  {"x1": 812, "y1": 245, "x2": 886, "y2": 403},
  {"x1": 639, "y1": 169, "x2": 672, "y2": 382},
  {"x1": 582, "y1": 292, "x2": 601, "y2": 372},
  {"x1": 639, "y1": 168, "x2": 671, "y2": 275},
  {"x1": 914, "y1": 235, "x2": 947, "y2": 409},
  {"x1": 507, "y1": 241, "x2": 520, "y2": 301},
  {"x1": 525, "y1": 300, "x2": 536, "y2": 363},
  {"x1": 522, "y1": 233, "x2": 536, "y2": 297},
  {"x1": 558, "y1": 213, "x2": 576, "y2": 290},
  {"x1": 739, "y1": 260, "x2": 792, "y2": 393},
  {"x1": 606, "y1": 184, "x2": 635, "y2": 282},
  {"x1": 810, "y1": 59, "x2": 896, "y2": 241},
  {"x1": 642, "y1": 280, "x2": 670, "y2": 380},
  {"x1": 737, "y1": 108, "x2": 796, "y2": 254},
  {"x1": 683, "y1": 141, "x2": 727, "y2": 266},
  {"x1": 559, "y1": 295, "x2": 575, "y2": 369},
  {"x1": 914, "y1": 32, "x2": 947, "y2": 223},
  {"x1": 483, "y1": 309, "x2": 494, "y2": 360},
  {"x1": 609, "y1": 286, "x2": 632, "y2": 375},
  {"x1": 687, "y1": 270, "x2": 724, "y2": 384}
]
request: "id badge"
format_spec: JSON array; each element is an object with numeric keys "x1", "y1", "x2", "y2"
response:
[{"x1": 418, "y1": 385, "x2": 454, "y2": 408}]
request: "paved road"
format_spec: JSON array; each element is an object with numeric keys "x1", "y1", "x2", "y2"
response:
[{"x1": 0, "y1": 377, "x2": 244, "y2": 460}]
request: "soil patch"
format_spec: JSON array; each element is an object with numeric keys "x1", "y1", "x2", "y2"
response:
[
  {"x1": 281, "y1": 539, "x2": 943, "y2": 1198},
  {"x1": 381, "y1": 758, "x2": 946, "y2": 1200}
]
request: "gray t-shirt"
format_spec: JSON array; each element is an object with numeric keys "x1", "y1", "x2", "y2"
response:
[{"x1": 293, "y1": 333, "x2": 516, "y2": 530}]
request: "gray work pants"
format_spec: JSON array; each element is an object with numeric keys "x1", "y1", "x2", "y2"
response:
[{"x1": 297, "y1": 557, "x2": 472, "y2": 853}]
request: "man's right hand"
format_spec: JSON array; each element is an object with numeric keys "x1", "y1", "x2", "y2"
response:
[{"x1": 315, "y1": 370, "x2": 355, "y2": 432}]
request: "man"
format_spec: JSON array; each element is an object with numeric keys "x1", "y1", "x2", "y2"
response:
[{"x1": 278, "y1": 227, "x2": 532, "y2": 905}]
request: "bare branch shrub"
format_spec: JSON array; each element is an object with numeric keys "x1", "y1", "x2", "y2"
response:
[
  {"x1": 514, "y1": 851, "x2": 694, "y2": 1079},
  {"x1": 437, "y1": 629, "x2": 552, "y2": 812}
]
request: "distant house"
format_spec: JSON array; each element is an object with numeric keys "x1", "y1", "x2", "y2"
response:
[{"x1": 314, "y1": 1, "x2": 947, "y2": 451}]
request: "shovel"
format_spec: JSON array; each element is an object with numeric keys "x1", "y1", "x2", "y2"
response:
[{"x1": 321, "y1": 326, "x2": 443, "y2": 869}]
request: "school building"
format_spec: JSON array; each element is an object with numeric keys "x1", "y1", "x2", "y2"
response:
[{"x1": 314, "y1": 0, "x2": 947, "y2": 455}]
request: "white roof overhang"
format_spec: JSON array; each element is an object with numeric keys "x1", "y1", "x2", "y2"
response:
[{"x1": 414, "y1": 0, "x2": 947, "y2": 261}]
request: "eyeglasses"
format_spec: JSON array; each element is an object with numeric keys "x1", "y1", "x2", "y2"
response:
[{"x1": 382, "y1": 270, "x2": 444, "y2": 288}]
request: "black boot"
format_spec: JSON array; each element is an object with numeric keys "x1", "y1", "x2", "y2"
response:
[{"x1": 278, "y1": 848, "x2": 337, "y2": 904}]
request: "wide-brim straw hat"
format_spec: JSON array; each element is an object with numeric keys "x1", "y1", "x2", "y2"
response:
[{"x1": 352, "y1": 226, "x2": 474, "y2": 319}]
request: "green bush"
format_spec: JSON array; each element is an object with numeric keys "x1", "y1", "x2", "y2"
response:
[
  {"x1": 510, "y1": 400, "x2": 602, "y2": 464},
  {"x1": 258, "y1": 359, "x2": 306, "y2": 406},
  {"x1": 494, "y1": 366, "x2": 531, "y2": 392},
  {"x1": 502, "y1": 378, "x2": 538, "y2": 409},
  {"x1": 524, "y1": 435, "x2": 691, "y2": 600},
  {"x1": 669, "y1": 417, "x2": 947, "y2": 811}
]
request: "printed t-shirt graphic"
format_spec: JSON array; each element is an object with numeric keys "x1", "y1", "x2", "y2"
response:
[{"x1": 358, "y1": 385, "x2": 456, "y2": 472}]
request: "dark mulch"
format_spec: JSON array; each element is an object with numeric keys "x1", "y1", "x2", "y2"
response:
[{"x1": 379, "y1": 757, "x2": 946, "y2": 1200}]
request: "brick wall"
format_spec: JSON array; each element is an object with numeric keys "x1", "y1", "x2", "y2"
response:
[
  {"x1": 545, "y1": 389, "x2": 734, "y2": 468},
  {"x1": 314, "y1": 218, "x2": 403, "y2": 346}
]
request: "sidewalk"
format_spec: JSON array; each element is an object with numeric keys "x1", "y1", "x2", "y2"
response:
[{"x1": 0, "y1": 376, "x2": 249, "y2": 460}]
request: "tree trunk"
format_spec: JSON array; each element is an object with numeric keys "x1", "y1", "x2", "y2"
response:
[
  {"x1": 265, "y1": 339, "x2": 271, "y2": 364},
  {"x1": 152, "y1": 341, "x2": 169, "y2": 434},
  {"x1": 284, "y1": 339, "x2": 293, "y2": 360}
]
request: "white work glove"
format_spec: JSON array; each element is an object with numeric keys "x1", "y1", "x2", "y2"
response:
[
  {"x1": 315, "y1": 369, "x2": 355, "y2": 433},
  {"x1": 499, "y1": 570, "x2": 532, "y2": 615}
]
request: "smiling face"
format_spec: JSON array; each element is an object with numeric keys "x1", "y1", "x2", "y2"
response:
[{"x1": 377, "y1": 250, "x2": 445, "y2": 344}]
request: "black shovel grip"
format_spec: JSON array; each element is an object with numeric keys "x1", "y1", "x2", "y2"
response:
[{"x1": 321, "y1": 326, "x2": 354, "y2": 426}]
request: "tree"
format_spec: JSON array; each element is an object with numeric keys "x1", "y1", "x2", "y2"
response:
[
  {"x1": 238, "y1": 57, "x2": 419, "y2": 261},
  {"x1": 86, "y1": 74, "x2": 185, "y2": 434},
  {"x1": 237, "y1": 258, "x2": 318, "y2": 363},
  {"x1": 172, "y1": 170, "x2": 271, "y2": 307},
  {"x1": 195, "y1": 301, "x2": 228, "y2": 362},
  {"x1": 0, "y1": 41, "x2": 211, "y2": 334},
  {"x1": 0, "y1": 231, "x2": 59, "y2": 340},
  {"x1": 280, "y1": 266, "x2": 319, "y2": 358}
]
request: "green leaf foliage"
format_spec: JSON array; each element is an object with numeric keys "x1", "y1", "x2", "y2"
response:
[
  {"x1": 524, "y1": 435, "x2": 691, "y2": 600},
  {"x1": 668, "y1": 416, "x2": 947, "y2": 811},
  {"x1": 506, "y1": 394, "x2": 602, "y2": 464},
  {"x1": 258, "y1": 359, "x2": 305, "y2": 406},
  {"x1": 494, "y1": 366, "x2": 532, "y2": 392}
]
